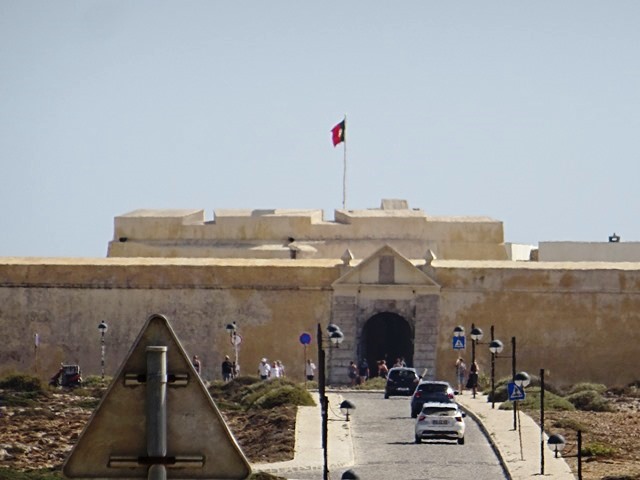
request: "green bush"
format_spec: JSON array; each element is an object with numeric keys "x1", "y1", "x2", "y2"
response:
[
  {"x1": 567, "y1": 382, "x2": 607, "y2": 395},
  {"x1": 355, "y1": 377, "x2": 385, "y2": 390},
  {"x1": 252, "y1": 385, "x2": 315, "y2": 409},
  {"x1": 81, "y1": 375, "x2": 112, "y2": 388},
  {"x1": 565, "y1": 390, "x2": 613, "y2": 412},
  {"x1": 582, "y1": 441, "x2": 616, "y2": 458},
  {"x1": 500, "y1": 387, "x2": 575, "y2": 411},
  {"x1": 304, "y1": 380, "x2": 318, "y2": 390},
  {"x1": 0, "y1": 374, "x2": 43, "y2": 393},
  {"x1": 0, "y1": 468, "x2": 62, "y2": 480},
  {"x1": 551, "y1": 417, "x2": 588, "y2": 432},
  {"x1": 209, "y1": 377, "x2": 315, "y2": 410}
]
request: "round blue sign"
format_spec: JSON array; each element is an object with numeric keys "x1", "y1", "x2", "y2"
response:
[{"x1": 299, "y1": 332, "x2": 312, "y2": 345}]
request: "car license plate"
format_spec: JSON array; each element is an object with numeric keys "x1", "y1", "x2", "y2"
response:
[
  {"x1": 432, "y1": 419, "x2": 448, "y2": 425},
  {"x1": 398, "y1": 387, "x2": 409, "y2": 391}
]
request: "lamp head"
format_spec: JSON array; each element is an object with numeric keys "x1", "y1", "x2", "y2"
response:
[
  {"x1": 470, "y1": 326, "x2": 484, "y2": 341},
  {"x1": 514, "y1": 371, "x2": 531, "y2": 388},
  {"x1": 341, "y1": 469, "x2": 360, "y2": 480},
  {"x1": 339, "y1": 399, "x2": 355, "y2": 414},
  {"x1": 547, "y1": 433, "x2": 566, "y2": 454},
  {"x1": 489, "y1": 339, "x2": 504, "y2": 354},
  {"x1": 329, "y1": 330, "x2": 344, "y2": 345},
  {"x1": 327, "y1": 323, "x2": 340, "y2": 334}
]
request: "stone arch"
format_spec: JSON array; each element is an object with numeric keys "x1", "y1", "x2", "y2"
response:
[{"x1": 360, "y1": 312, "x2": 414, "y2": 374}]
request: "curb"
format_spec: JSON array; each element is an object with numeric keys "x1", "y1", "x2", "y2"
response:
[{"x1": 458, "y1": 402, "x2": 513, "y2": 480}]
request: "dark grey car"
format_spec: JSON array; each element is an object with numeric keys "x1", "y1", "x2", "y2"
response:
[{"x1": 409, "y1": 380, "x2": 455, "y2": 418}]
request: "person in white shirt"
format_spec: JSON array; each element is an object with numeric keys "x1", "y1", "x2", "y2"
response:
[
  {"x1": 270, "y1": 361, "x2": 281, "y2": 379},
  {"x1": 258, "y1": 358, "x2": 271, "y2": 380},
  {"x1": 305, "y1": 359, "x2": 316, "y2": 381}
]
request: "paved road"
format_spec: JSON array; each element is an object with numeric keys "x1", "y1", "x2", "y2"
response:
[{"x1": 293, "y1": 391, "x2": 507, "y2": 480}]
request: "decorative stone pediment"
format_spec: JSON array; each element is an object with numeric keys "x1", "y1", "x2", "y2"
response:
[{"x1": 332, "y1": 245, "x2": 440, "y2": 298}]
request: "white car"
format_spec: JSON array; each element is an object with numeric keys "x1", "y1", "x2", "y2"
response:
[{"x1": 414, "y1": 402, "x2": 466, "y2": 445}]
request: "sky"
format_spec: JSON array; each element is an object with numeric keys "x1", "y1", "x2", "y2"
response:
[{"x1": 2, "y1": 1, "x2": 640, "y2": 257}]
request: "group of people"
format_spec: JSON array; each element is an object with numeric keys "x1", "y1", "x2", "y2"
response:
[
  {"x1": 454, "y1": 357, "x2": 480, "y2": 394},
  {"x1": 257, "y1": 357, "x2": 286, "y2": 380}
]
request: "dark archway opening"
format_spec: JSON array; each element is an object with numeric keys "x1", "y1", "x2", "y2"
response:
[{"x1": 361, "y1": 312, "x2": 413, "y2": 377}]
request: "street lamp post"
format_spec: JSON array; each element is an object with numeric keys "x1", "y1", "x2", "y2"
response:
[
  {"x1": 339, "y1": 399, "x2": 355, "y2": 422},
  {"x1": 98, "y1": 321, "x2": 108, "y2": 381},
  {"x1": 488, "y1": 330, "x2": 517, "y2": 418},
  {"x1": 318, "y1": 322, "x2": 345, "y2": 480},
  {"x1": 488, "y1": 337, "x2": 503, "y2": 409},
  {"x1": 548, "y1": 430, "x2": 583, "y2": 480}
]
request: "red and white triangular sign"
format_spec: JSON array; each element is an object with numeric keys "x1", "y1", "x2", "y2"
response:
[{"x1": 64, "y1": 313, "x2": 251, "y2": 480}]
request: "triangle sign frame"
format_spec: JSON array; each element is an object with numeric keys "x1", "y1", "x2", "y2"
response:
[{"x1": 64, "y1": 313, "x2": 251, "y2": 480}]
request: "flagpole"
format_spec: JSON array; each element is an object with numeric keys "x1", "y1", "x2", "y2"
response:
[{"x1": 342, "y1": 114, "x2": 347, "y2": 209}]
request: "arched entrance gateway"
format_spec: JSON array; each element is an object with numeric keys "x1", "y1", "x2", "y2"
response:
[{"x1": 361, "y1": 312, "x2": 414, "y2": 374}]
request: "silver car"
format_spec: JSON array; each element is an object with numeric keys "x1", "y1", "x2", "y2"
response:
[{"x1": 414, "y1": 402, "x2": 466, "y2": 444}]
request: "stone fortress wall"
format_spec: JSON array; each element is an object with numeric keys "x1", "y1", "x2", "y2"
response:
[{"x1": 1, "y1": 200, "x2": 639, "y2": 387}]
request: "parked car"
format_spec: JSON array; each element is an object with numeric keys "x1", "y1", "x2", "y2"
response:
[
  {"x1": 410, "y1": 380, "x2": 455, "y2": 418},
  {"x1": 385, "y1": 367, "x2": 419, "y2": 398},
  {"x1": 414, "y1": 402, "x2": 466, "y2": 444}
]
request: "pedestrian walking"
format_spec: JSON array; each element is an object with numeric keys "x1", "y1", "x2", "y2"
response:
[
  {"x1": 348, "y1": 361, "x2": 358, "y2": 386},
  {"x1": 192, "y1": 355, "x2": 201, "y2": 375},
  {"x1": 377, "y1": 360, "x2": 389, "y2": 379},
  {"x1": 466, "y1": 360, "x2": 479, "y2": 396},
  {"x1": 455, "y1": 357, "x2": 467, "y2": 393},
  {"x1": 270, "y1": 361, "x2": 282, "y2": 378},
  {"x1": 221, "y1": 355, "x2": 234, "y2": 381},
  {"x1": 358, "y1": 359, "x2": 370, "y2": 382},
  {"x1": 258, "y1": 358, "x2": 271, "y2": 380},
  {"x1": 305, "y1": 359, "x2": 316, "y2": 381}
]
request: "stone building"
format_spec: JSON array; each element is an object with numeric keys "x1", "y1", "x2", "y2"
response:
[{"x1": 1, "y1": 199, "x2": 638, "y2": 387}]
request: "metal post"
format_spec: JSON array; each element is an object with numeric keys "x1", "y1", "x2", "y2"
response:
[
  {"x1": 317, "y1": 323, "x2": 329, "y2": 480},
  {"x1": 146, "y1": 346, "x2": 167, "y2": 480},
  {"x1": 540, "y1": 368, "x2": 545, "y2": 475},
  {"x1": 577, "y1": 430, "x2": 582, "y2": 480},
  {"x1": 512, "y1": 336, "x2": 517, "y2": 430},
  {"x1": 471, "y1": 323, "x2": 477, "y2": 399},
  {"x1": 101, "y1": 330, "x2": 106, "y2": 381},
  {"x1": 491, "y1": 326, "x2": 496, "y2": 409}
]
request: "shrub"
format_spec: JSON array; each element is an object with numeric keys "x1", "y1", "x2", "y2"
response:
[
  {"x1": 551, "y1": 417, "x2": 588, "y2": 432},
  {"x1": 0, "y1": 374, "x2": 43, "y2": 393},
  {"x1": 500, "y1": 387, "x2": 575, "y2": 411},
  {"x1": 582, "y1": 441, "x2": 616, "y2": 458},
  {"x1": 565, "y1": 390, "x2": 613, "y2": 412},
  {"x1": 567, "y1": 382, "x2": 607, "y2": 395},
  {"x1": 252, "y1": 385, "x2": 315, "y2": 409},
  {"x1": 81, "y1": 375, "x2": 112, "y2": 388},
  {"x1": 355, "y1": 377, "x2": 385, "y2": 390},
  {"x1": 209, "y1": 377, "x2": 315, "y2": 410},
  {"x1": 0, "y1": 468, "x2": 62, "y2": 480},
  {"x1": 304, "y1": 380, "x2": 318, "y2": 390}
]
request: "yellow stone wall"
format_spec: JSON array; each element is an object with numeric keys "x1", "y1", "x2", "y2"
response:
[{"x1": 1, "y1": 257, "x2": 638, "y2": 387}]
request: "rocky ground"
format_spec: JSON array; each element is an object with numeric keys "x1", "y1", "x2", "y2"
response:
[
  {"x1": 1, "y1": 386, "x2": 639, "y2": 479},
  {"x1": 528, "y1": 394, "x2": 640, "y2": 480}
]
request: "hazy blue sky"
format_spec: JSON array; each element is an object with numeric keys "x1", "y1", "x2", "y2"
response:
[{"x1": 2, "y1": 1, "x2": 639, "y2": 257}]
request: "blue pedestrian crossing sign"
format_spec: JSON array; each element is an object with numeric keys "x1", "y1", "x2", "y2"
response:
[
  {"x1": 508, "y1": 382, "x2": 526, "y2": 401},
  {"x1": 452, "y1": 336, "x2": 466, "y2": 350}
]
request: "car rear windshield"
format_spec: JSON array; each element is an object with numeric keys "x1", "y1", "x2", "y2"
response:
[
  {"x1": 422, "y1": 407, "x2": 457, "y2": 416},
  {"x1": 417, "y1": 383, "x2": 448, "y2": 393},
  {"x1": 390, "y1": 370, "x2": 416, "y2": 380}
]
